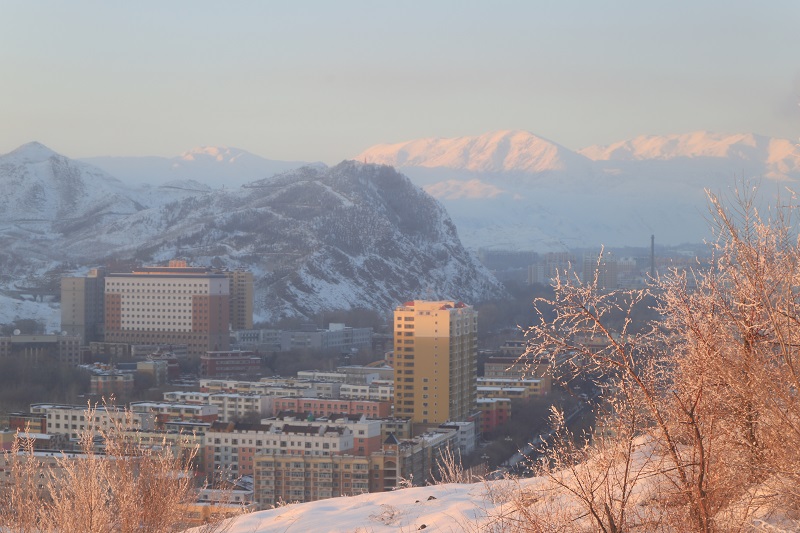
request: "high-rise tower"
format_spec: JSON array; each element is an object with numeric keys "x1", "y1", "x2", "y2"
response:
[
  {"x1": 393, "y1": 300, "x2": 477, "y2": 432},
  {"x1": 61, "y1": 267, "x2": 106, "y2": 344}
]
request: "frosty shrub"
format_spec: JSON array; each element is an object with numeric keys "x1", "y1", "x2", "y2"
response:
[
  {"x1": 0, "y1": 403, "x2": 243, "y2": 533},
  {"x1": 518, "y1": 188, "x2": 800, "y2": 532}
]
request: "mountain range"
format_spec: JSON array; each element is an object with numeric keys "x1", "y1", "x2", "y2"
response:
[
  {"x1": 0, "y1": 143, "x2": 505, "y2": 325},
  {"x1": 82, "y1": 146, "x2": 316, "y2": 188},
  {"x1": 2, "y1": 128, "x2": 797, "y2": 327},
  {"x1": 357, "y1": 130, "x2": 800, "y2": 249}
]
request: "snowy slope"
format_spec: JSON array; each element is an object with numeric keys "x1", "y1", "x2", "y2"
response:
[
  {"x1": 217, "y1": 481, "x2": 505, "y2": 533},
  {"x1": 213, "y1": 437, "x2": 792, "y2": 533}
]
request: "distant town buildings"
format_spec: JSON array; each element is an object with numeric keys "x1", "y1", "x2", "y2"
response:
[{"x1": 233, "y1": 323, "x2": 372, "y2": 354}]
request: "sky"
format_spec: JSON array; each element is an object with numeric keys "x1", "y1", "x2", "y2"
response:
[{"x1": 1, "y1": 1, "x2": 798, "y2": 163}]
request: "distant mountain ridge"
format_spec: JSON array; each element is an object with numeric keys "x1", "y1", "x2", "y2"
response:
[
  {"x1": 356, "y1": 130, "x2": 800, "y2": 249},
  {"x1": 359, "y1": 130, "x2": 592, "y2": 174},
  {"x1": 81, "y1": 146, "x2": 314, "y2": 188},
  {"x1": 0, "y1": 143, "x2": 505, "y2": 323}
]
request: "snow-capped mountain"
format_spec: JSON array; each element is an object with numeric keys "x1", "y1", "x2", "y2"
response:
[
  {"x1": 358, "y1": 130, "x2": 592, "y2": 175},
  {"x1": 82, "y1": 146, "x2": 313, "y2": 188},
  {"x1": 0, "y1": 142, "x2": 142, "y2": 225},
  {"x1": 579, "y1": 131, "x2": 798, "y2": 167},
  {"x1": 0, "y1": 144, "x2": 505, "y2": 324},
  {"x1": 356, "y1": 130, "x2": 800, "y2": 250}
]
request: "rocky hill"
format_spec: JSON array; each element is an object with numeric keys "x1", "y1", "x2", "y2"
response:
[{"x1": 0, "y1": 144, "x2": 505, "y2": 323}]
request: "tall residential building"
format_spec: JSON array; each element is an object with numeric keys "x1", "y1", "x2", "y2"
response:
[
  {"x1": 61, "y1": 267, "x2": 106, "y2": 345},
  {"x1": 104, "y1": 262, "x2": 230, "y2": 358},
  {"x1": 392, "y1": 300, "x2": 478, "y2": 432},
  {"x1": 219, "y1": 269, "x2": 254, "y2": 331}
]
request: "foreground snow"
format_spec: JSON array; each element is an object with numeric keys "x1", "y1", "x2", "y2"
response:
[{"x1": 217, "y1": 480, "x2": 531, "y2": 533}]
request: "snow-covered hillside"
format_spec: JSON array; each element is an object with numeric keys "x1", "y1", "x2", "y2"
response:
[
  {"x1": 0, "y1": 144, "x2": 505, "y2": 324},
  {"x1": 217, "y1": 481, "x2": 506, "y2": 533}
]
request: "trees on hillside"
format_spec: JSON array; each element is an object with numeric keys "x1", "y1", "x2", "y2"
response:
[{"x1": 518, "y1": 189, "x2": 800, "y2": 532}]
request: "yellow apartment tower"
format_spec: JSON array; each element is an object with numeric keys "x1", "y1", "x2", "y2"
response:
[{"x1": 393, "y1": 300, "x2": 477, "y2": 431}]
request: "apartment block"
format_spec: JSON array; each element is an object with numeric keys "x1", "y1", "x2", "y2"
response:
[
  {"x1": 393, "y1": 300, "x2": 478, "y2": 432},
  {"x1": 272, "y1": 397, "x2": 390, "y2": 419},
  {"x1": 61, "y1": 267, "x2": 106, "y2": 345},
  {"x1": 31, "y1": 403, "x2": 156, "y2": 440},
  {"x1": 476, "y1": 397, "x2": 512, "y2": 435},
  {"x1": 338, "y1": 381, "x2": 394, "y2": 402},
  {"x1": 129, "y1": 401, "x2": 219, "y2": 426},
  {"x1": 477, "y1": 377, "x2": 550, "y2": 397},
  {"x1": 207, "y1": 392, "x2": 274, "y2": 422},
  {"x1": 203, "y1": 421, "x2": 353, "y2": 477}
]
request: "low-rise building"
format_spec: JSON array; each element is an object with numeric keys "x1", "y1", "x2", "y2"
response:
[
  {"x1": 129, "y1": 401, "x2": 219, "y2": 426},
  {"x1": 476, "y1": 397, "x2": 512, "y2": 435},
  {"x1": 339, "y1": 380, "x2": 394, "y2": 402},
  {"x1": 272, "y1": 397, "x2": 391, "y2": 419},
  {"x1": 0, "y1": 334, "x2": 81, "y2": 365},
  {"x1": 477, "y1": 377, "x2": 550, "y2": 397},
  {"x1": 437, "y1": 420, "x2": 477, "y2": 455},
  {"x1": 208, "y1": 393, "x2": 274, "y2": 422},
  {"x1": 200, "y1": 351, "x2": 261, "y2": 378},
  {"x1": 90, "y1": 371, "x2": 135, "y2": 396},
  {"x1": 203, "y1": 421, "x2": 353, "y2": 478},
  {"x1": 31, "y1": 403, "x2": 156, "y2": 440}
]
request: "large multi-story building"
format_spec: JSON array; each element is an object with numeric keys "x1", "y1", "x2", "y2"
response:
[
  {"x1": 393, "y1": 300, "x2": 478, "y2": 433},
  {"x1": 63, "y1": 262, "x2": 254, "y2": 357},
  {"x1": 0, "y1": 334, "x2": 82, "y2": 365},
  {"x1": 103, "y1": 261, "x2": 230, "y2": 358},
  {"x1": 221, "y1": 269, "x2": 254, "y2": 331},
  {"x1": 61, "y1": 267, "x2": 106, "y2": 345}
]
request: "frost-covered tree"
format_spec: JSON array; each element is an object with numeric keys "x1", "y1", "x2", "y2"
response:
[{"x1": 519, "y1": 188, "x2": 800, "y2": 532}]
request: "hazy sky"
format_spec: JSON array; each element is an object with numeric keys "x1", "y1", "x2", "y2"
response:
[{"x1": 1, "y1": 1, "x2": 797, "y2": 163}]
